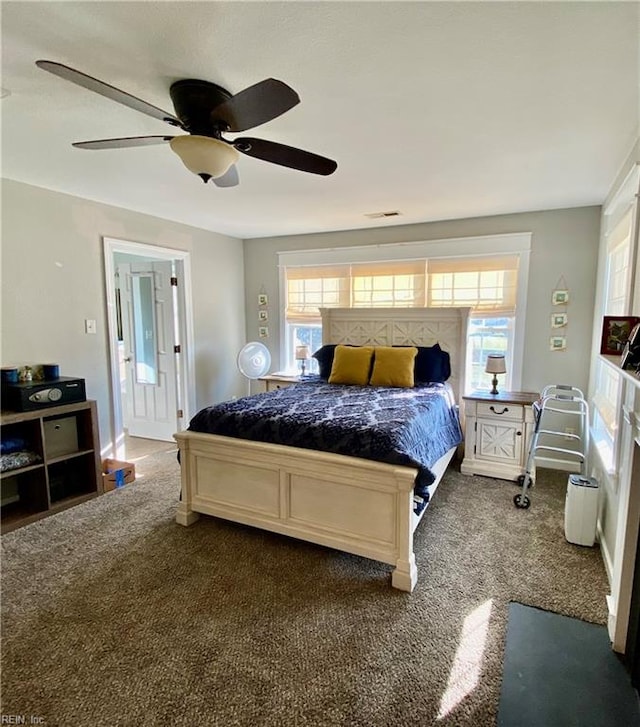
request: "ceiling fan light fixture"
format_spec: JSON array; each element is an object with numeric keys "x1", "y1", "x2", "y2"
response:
[
  {"x1": 37, "y1": 61, "x2": 336, "y2": 184},
  {"x1": 169, "y1": 135, "x2": 239, "y2": 183}
]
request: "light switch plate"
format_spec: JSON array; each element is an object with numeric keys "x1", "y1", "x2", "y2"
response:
[{"x1": 85, "y1": 319, "x2": 97, "y2": 334}]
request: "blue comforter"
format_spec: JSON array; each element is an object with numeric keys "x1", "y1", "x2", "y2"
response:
[{"x1": 187, "y1": 378, "x2": 463, "y2": 506}]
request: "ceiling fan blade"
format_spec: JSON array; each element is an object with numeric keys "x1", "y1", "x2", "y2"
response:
[
  {"x1": 213, "y1": 165, "x2": 239, "y2": 188},
  {"x1": 36, "y1": 60, "x2": 183, "y2": 128},
  {"x1": 233, "y1": 137, "x2": 337, "y2": 176},
  {"x1": 212, "y1": 79, "x2": 299, "y2": 132},
  {"x1": 72, "y1": 136, "x2": 174, "y2": 150}
]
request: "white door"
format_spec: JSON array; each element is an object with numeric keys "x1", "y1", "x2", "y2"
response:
[{"x1": 118, "y1": 261, "x2": 179, "y2": 441}]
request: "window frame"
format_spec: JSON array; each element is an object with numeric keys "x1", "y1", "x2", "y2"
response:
[
  {"x1": 603, "y1": 206, "x2": 634, "y2": 317},
  {"x1": 278, "y1": 233, "x2": 531, "y2": 389},
  {"x1": 589, "y1": 178, "x2": 639, "y2": 484}
]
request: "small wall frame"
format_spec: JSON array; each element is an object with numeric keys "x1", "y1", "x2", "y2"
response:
[
  {"x1": 550, "y1": 336, "x2": 567, "y2": 351},
  {"x1": 551, "y1": 290, "x2": 569, "y2": 306},
  {"x1": 551, "y1": 312, "x2": 568, "y2": 329}
]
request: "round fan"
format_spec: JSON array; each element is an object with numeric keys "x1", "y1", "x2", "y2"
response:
[
  {"x1": 36, "y1": 60, "x2": 338, "y2": 187},
  {"x1": 237, "y1": 342, "x2": 271, "y2": 395}
]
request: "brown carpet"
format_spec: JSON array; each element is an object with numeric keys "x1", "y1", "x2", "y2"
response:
[{"x1": 1, "y1": 450, "x2": 609, "y2": 727}]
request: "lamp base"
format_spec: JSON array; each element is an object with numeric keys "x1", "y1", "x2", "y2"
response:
[{"x1": 490, "y1": 375, "x2": 499, "y2": 395}]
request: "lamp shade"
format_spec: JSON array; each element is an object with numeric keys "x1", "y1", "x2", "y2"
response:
[
  {"x1": 295, "y1": 345, "x2": 310, "y2": 361},
  {"x1": 485, "y1": 354, "x2": 506, "y2": 374},
  {"x1": 169, "y1": 135, "x2": 239, "y2": 183}
]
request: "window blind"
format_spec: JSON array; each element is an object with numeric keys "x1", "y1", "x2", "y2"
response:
[
  {"x1": 285, "y1": 255, "x2": 519, "y2": 319},
  {"x1": 285, "y1": 264, "x2": 350, "y2": 321},
  {"x1": 426, "y1": 255, "x2": 519, "y2": 315},
  {"x1": 350, "y1": 260, "x2": 426, "y2": 308}
]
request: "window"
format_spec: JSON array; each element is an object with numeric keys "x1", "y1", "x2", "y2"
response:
[
  {"x1": 590, "y1": 205, "x2": 634, "y2": 474},
  {"x1": 286, "y1": 264, "x2": 350, "y2": 320},
  {"x1": 281, "y1": 245, "x2": 524, "y2": 391},
  {"x1": 287, "y1": 323, "x2": 322, "y2": 374},
  {"x1": 351, "y1": 261, "x2": 426, "y2": 307},
  {"x1": 426, "y1": 256, "x2": 518, "y2": 391},
  {"x1": 591, "y1": 361, "x2": 621, "y2": 473},
  {"x1": 603, "y1": 208, "x2": 633, "y2": 316},
  {"x1": 285, "y1": 265, "x2": 349, "y2": 373},
  {"x1": 468, "y1": 317, "x2": 513, "y2": 392}
]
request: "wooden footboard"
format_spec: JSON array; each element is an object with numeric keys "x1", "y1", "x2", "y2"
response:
[{"x1": 175, "y1": 431, "x2": 456, "y2": 591}]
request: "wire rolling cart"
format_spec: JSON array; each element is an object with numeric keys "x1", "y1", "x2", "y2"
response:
[{"x1": 513, "y1": 384, "x2": 589, "y2": 509}]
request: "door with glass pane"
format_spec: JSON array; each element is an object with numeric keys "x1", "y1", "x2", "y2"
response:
[{"x1": 118, "y1": 262, "x2": 178, "y2": 440}]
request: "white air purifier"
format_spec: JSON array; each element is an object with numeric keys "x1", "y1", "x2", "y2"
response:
[{"x1": 564, "y1": 474, "x2": 599, "y2": 547}]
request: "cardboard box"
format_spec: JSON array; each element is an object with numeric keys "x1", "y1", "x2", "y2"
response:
[{"x1": 102, "y1": 458, "x2": 135, "y2": 492}]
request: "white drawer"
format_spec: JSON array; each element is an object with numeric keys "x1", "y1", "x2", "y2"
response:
[
  {"x1": 266, "y1": 381, "x2": 295, "y2": 391},
  {"x1": 476, "y1": 402, "x2": 524, "y2": 422}
]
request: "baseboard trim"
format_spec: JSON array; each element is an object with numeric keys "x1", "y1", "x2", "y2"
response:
[
  {"x1": 598, "y1": 519, "x2": 614, "y2": 586},
  {"x1": 606, "y1": 593, "x2": 617, "y2": 645}
]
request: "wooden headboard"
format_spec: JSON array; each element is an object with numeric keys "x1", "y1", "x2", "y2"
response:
[{"x1": 320, "y1": 307, "x2": 470, "y2": 404}]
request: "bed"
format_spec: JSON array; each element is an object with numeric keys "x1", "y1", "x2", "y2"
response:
[{"x1": 175, "y1": 307, "x2": 469, "y2": 591}]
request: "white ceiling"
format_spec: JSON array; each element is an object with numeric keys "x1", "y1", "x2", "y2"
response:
[{"x1": 2, "y1": 2, "x2": 638, "y2": 239}]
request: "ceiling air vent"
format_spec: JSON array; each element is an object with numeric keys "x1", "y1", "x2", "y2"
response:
[{"x1": 365, "y1": 210, "x2": 402, "y2": 219}]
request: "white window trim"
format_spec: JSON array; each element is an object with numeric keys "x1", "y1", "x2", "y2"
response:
[
  {"x1": 603, "y1": 162, "x2": 640, "y2": 315},
  {"x1": 278, "y1": 232, "x2": 531, "y2": 390},
  {"x1": 588, "y1": 162, "x2": 640, "y2": 492}
]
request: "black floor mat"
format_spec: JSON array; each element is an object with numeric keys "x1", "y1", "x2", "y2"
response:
[{"x1": 498, "y1": 603, "x2": 640, "y2": 727}]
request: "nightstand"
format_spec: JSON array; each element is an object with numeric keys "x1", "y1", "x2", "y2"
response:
[
  {"x1": 460, "y1": 390, "x2": 539, "y2": 481},
  {"x1": 258, "y1": 373, "x2": 301, "y2": 392}
]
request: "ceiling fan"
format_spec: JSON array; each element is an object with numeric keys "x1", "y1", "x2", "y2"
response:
[{"x1": 36, "y1": 60, "x2": 338, "y2": 187}]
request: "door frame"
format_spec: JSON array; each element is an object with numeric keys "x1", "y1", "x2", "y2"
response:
[{"x1": 103, "y1": 236, "x2": 195, "y2": 457}]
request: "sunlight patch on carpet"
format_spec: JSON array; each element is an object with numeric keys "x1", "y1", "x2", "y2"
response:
[{"x1": 437, "y1": 598, "x2": 493, "y2": 720}]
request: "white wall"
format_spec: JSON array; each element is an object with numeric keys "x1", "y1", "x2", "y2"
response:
[
  {"x1": 1, "y1": 178, "x2": 602, "y2": 454},
  {"x1": 243, "y1": 206, "x2": 601, "y2": 395},
  {"x1": 1, "y1": 179, "x2": 246, "y2": 453}
]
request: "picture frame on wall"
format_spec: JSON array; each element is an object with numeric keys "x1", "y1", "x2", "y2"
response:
[
  {"x1": 258, "y1": 310, "x2": 268, "y2": 322},
  {"x1": 258, "y1": 293, "x2": 268, "y2": 307},
  {"x1": 600, "y1": 316, "x2": 640, "y2": 355},
  {"x1": 258, "y1": 326, "x2": 269, "y2": 338},
  {"x1": 551, "y1": 312, "x2": 568, "y2": 328},
  {"x1": 551, "y1": 290, "x2": 569, "y2": 306},
  {"x1": 549, "y1": 336, "x2": 566, "y2": 351}
]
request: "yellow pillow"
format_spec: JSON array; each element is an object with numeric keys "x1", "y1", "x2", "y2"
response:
[
  {"x1": 369, "y1": 346, "x2": 417, "y2": 388},
  {"x1": 328, "y1": 345, "x2": 374, "y2": 386}
]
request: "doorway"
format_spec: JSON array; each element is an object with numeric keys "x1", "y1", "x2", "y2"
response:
[{"x1": 103, "y1": 237, "x2": 195, "y2": 459}]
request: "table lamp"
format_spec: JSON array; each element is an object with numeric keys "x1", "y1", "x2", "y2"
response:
[
  {"x1": 485, "y1": 354, "x2": 506, "y2": 395},
  {"x1": 295, "y1": 345, "x2": 310, "y2": 375}
]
